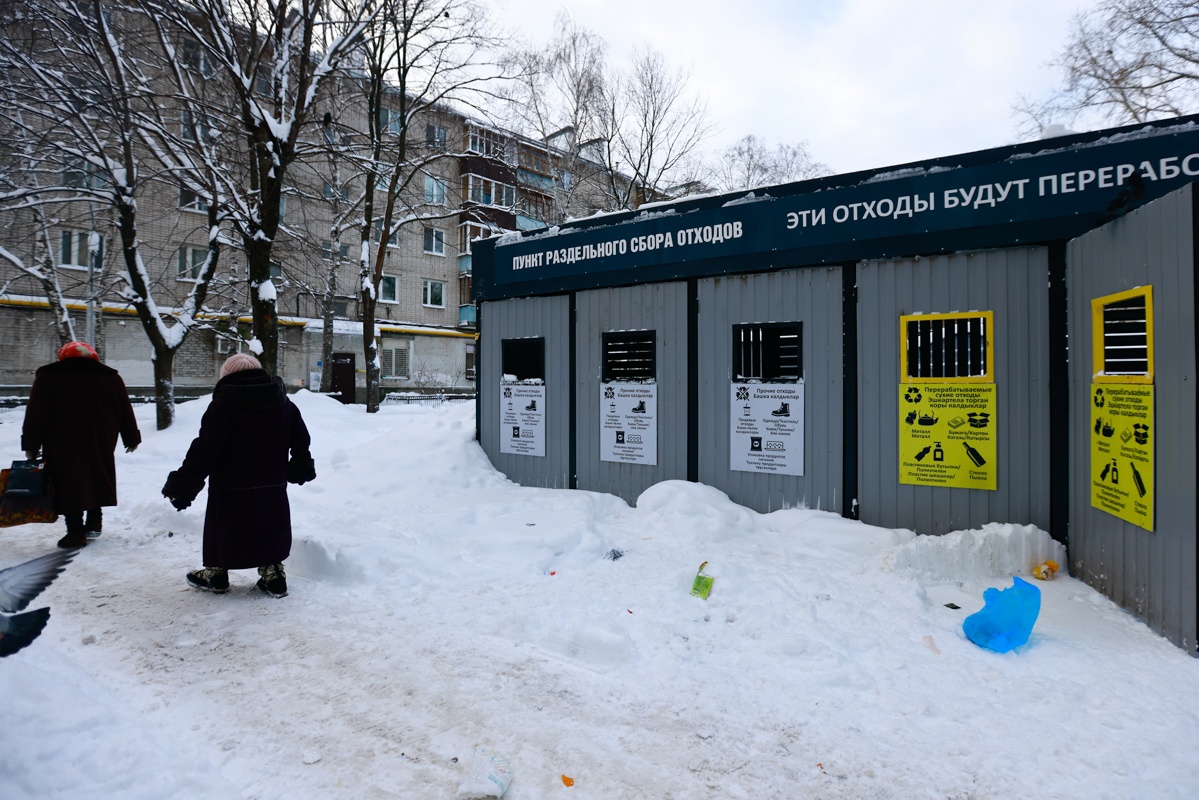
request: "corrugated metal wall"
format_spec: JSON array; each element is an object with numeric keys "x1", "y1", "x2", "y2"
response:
[
  {"x1": 478, "y1": 295, "x2": 572, "y2": 488},
  {"x1": 1067, "y1": 186, "x2": 1197, "y2": 651},
  {"x1": 696, "y1": 268, "x2": 844, "y2": 513},
  {"x1": 575, "y1": 282, "x2": 688, "y2": 503},
  {"x1": 856, "y1": 248, "x2": 1052, "y2": 534}
]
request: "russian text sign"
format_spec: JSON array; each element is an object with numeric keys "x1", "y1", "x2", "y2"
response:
[
  {"x1": 1090, "y1": 384, "x2": 1154, "y2": 531},
  {"x1": 899, "y1": 383, "x2": 997, "y2": 490},
  {"x1": 600, "y1": 383, "x2": 657, "y2": 465},
  {"x1": 729, "y1": 383, "x2": 805, "y2": 475},
  {"x1": 499, "y1": 384, "x2": 546, "y2": 457}
]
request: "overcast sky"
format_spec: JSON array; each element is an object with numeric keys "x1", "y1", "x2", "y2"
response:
[{"x1": 490, "y1": 0, "x2": 1096, "y2": 176}]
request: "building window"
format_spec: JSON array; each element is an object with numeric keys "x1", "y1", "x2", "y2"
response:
[
  {"x1": 467, "y1": 127, "x2": 504, "y2": 156},
  {"x1": 59, "y1": 229, "x2": 103, "y2": 270},
  {"x1": 602, "y1": 330, "x2": 656, "y2": 382},
  {"x1": 321, "y1": 241, "x2": 351, "y2": 260},
  {"x1": 463, "y1": 174, "x2": 515, "y2": 208},
  {"x1": 332, "y1": 299, "x2": 350, "y2": 317},
  {"x1": 901, "y1": 312, "x2": 993, "y2": 380},
  {"x1": 733, "y1": 323, "x2": 802, "y2": 382},
  {"x1": 458, "y1": 223, "x2": 490, "y2": 255},
  {"x1": 1092, "y1": 286, "x2": 1154, "y2": 381},
  {"x1": 181, "y1": 39, "x2": 214, "y2": 77},
  {"x1": 63, "y1": 156, "x2": 106, "y2": 189},
  {"x1": 379, "y1": 106, "x2": 402, "y2": 135},
  {"x1": 423, "y1": 227, "x2": 445, "y2": 255},
  {"x1": 177, "y1": 246, "x2": 206, "y2": 280},
  {"x1": 268, "y1": 261, "x2": 283, "y2": 280},
  {"x1": 465, "y1": 344, "x2": 476, "y2": 381},
  {"x1": 322, "y1": 182, "x2": 349, "y2": 201},
  {"x1": 426, "y1": 124, "x2": 447, "y2": 149},
  {"x1": 422, "y1": 279, "x2": 445, "y2": 307},
  {"x1": 179, "y1": 185, "x2": 208, "y2": 213},
  {"x1": 380, "y1": 274, "x2": 397, "y2": 303},
  {"x1": 381, "y1": 338, "x2": 410, "y2": 378},
  {"x1": 181, "y1": 109, "x2": 210, "y2": 142},
  {"x1": 375, "y1": 220, "x2": 398, "y2": 247},
  {"x1": 424, "y1": 175, "x2": 447, "y2": 205},
  {"x1": 501, "y1": 338, "x2": 544, "y2": 382}
]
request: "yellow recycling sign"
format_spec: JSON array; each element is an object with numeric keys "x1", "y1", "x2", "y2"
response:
[
  {"x1": 1090, "y1": 384, "x2": 1154, "y2": 531},
  {"x1": 899, "y1": 383, "x2": 997, "y2": 490}
]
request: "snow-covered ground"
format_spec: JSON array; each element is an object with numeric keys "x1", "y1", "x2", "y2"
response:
[{"x1": 1, "y1": 392, "x2": 1196, "y2": 799}]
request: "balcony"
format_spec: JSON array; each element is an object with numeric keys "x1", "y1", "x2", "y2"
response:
[
  {"x1": 459, "y1": 253, "x2": 472, "y2": 274},
  {"x1": 459, "y1": 304, "x2": 476, "y2": 327}
]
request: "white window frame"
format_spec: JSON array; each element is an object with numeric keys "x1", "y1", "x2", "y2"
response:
[
  {"x1": 181, "y1": 39, "x2": 214, "y2": 77},
  {"x1": 181, "y1": 109, "x2": 210, "y2": 142},
  {"x1": 177, "y1": 245, "x2": 207, "y2": 281},
  {"x1": 58, "y1": 229, "x2": 103, "y2": 270},
  {"x1": 422, "y1": 278, "x2": 445, "y2": 308},
  {"x1": 379, "y1": 274, "x2": 398, "y2": 303},
  {"x1": 376, "y1": 220, "x2": 399, "y2": 247},
  {"x1": 179, "y1": 185, "x2": 208, "y2": 213},
  {"x1": 424, "y1": 174, "x2": 447, "y2": 205},
  {"x1": 423, "y1": 227, "x2": 445, "y2": 256},
  {"x1": 321, "y1": 240, "x2": 351, "y2": 261},
  {"x1": 458, "y1": 223, "x2": 489, "y2": 255}
]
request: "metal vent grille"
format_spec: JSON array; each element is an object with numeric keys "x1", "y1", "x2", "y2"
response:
[
  {"x1": 1102, "y1": 295, "x2": 1149, "y2": 375},
  {"x1": 602, "y1": 330, "x2": 656, "y2": 381},
  {"x1": 733, "y1": 322, "x2": 802, "y2": 382},
  {"x1": 905, "y1": 314, "x2": 988, "y2": 379}
]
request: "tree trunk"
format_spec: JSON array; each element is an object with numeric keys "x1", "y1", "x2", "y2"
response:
[
  {"x1": 245, "y1": 238, "x2": 279, "y2": 375},
  {"x1": 319, "y1": 267, "x2": 336, "y2": 393},
  {"x1": 152, "y1": 345, "x2": 176, "y2": 431},
  {"x1": 362, "y1": 294, "x2": 380, "y2": 413}
]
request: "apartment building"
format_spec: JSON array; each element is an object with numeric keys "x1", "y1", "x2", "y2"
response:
[{"x1": 0, "y1": 6, "x2": 626, "y2": 402}]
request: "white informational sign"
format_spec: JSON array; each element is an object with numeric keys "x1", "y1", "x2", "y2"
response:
[
  {"x1": 309, "y1": 371, "x2": 321, "y2": 392},
  {"x1": 729, "y1": 382, "x2": 805, "y2": 475},
  {"x1": 499, "y1": 383, "x2": 546, "y2": 457},
  {"x1": 600, "y1": 383, "x2": 658, "y2": 465}
]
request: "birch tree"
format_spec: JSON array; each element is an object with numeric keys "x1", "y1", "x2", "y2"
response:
[{"x1": 710, "y1": 135, "x2": 830, "y2": 193}]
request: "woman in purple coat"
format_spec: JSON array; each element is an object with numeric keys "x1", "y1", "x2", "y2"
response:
[
  {"x1": 22, "y1": 341, "x2": 142, "y2": 549},
  {"x1": 162, "y1": 353, "x2": 315, "y2": 597}
]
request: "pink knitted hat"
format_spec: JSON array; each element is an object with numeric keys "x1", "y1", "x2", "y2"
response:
[
  {"x1": 57, "y1": 341, "x2": 99, "y2": 361},
  {"x1": 219, "y1": 352, "x2": 262, "y2": 379}
]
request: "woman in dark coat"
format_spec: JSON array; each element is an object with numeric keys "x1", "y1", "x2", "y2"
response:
[
  {"x1": 162, "y1": 353, "x2": 315, "y2": 597},
  {"x1": 21, "y1": 341, "x2": 142, "y2": 548}
]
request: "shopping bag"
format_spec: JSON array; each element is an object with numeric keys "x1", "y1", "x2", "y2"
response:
[
  {"x1": 0, "y1": 468, "x2": 57, "y2": 527},
  {"x1": 4, "y1": 460, "x2": 47, "y2": 497}
]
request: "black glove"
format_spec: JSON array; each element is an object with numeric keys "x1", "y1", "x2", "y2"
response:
[
  {"x1": 287, "y1": 453, "x2": 316, "y2": 485},
  {"x1": 162, "y1": 470, "x2": 204, "y2": 511}
]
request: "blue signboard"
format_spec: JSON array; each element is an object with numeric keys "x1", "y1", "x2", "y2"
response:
[{"x1": 473, "y1": 118, "x2": 1199, "y2": 301}]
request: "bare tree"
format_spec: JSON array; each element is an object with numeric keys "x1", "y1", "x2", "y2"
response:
[
  {"x1": 1018, "y1": 0, "x2": 1199, "y2": 136},
  {"x1": 501, "y1": 13, "x2": 611, "y2": 219},
  {"x1": 137, "y1": 0, "x2": 376, "y2": 375},
  {"x1": 597, "y1": 48, "x2": 713, "y2": 209},
  {"x1": 710, "y1": 135, "x2": 830, "y2": 193},
  {"x1": 0, "y1": 1, "x2": 227, "y2": 429},
  {"x1": 347, "y1": 0, "x2": 505, "y2": 413}
]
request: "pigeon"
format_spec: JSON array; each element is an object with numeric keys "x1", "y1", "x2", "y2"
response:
[{"x1": 0, "y1": 548, "x2": 78, "y2": 657}]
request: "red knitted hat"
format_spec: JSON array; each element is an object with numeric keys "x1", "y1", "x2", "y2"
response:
[{"x1": 57, "y1": 341, "x2": 99, "y2": 361}]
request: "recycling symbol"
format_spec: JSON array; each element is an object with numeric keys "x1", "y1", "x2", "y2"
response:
[
  {"x1": 1093, "y1": 388, "x2": 1105, "y2": 408},
  {"x1": 904, "y1": 387, "x2": 923, "y2": 404}
]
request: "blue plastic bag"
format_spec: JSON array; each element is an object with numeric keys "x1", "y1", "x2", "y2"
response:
[{"x1": 963, "y1": 576, "x2": 1041, "y2": 653}]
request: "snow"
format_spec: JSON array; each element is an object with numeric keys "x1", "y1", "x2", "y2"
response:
[{"x1": 1, "y1": 395, "x2": 1197, "y2": 799}]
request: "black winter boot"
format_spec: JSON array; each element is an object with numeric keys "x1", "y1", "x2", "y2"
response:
[
  {"x1": 187, "y1": 567, "x2": 229, "y2": 593},
  {"x1": 57, "y1": 516, "x2": 87, "y2": 549},
  {"x1": 256, "y1": 563, "x2": 287, "y2": 598},
  {"x1": 84, "y1": 508, "x2": 103, "y2": 540}
]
